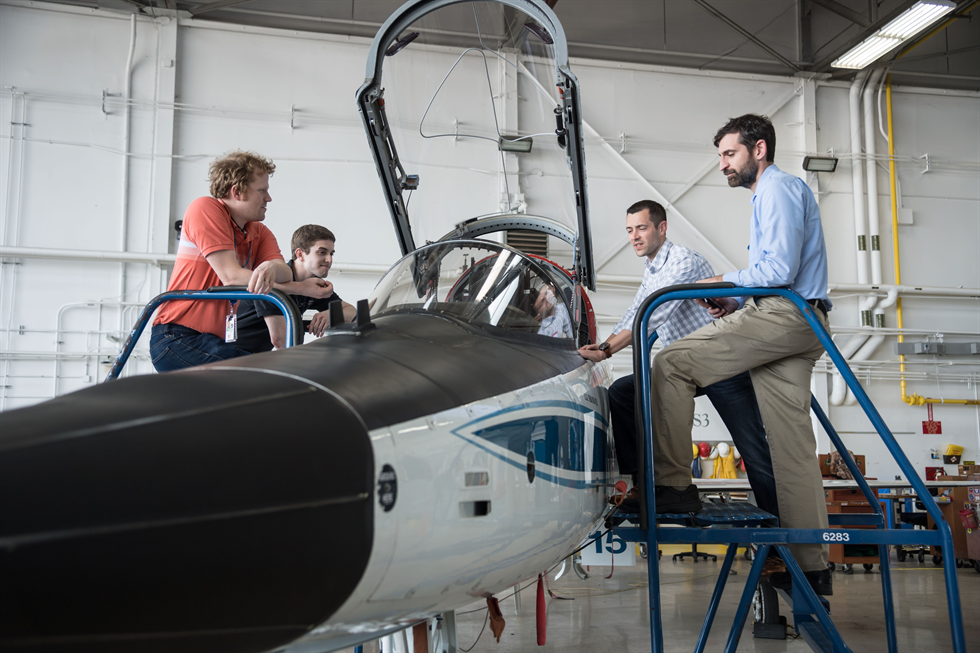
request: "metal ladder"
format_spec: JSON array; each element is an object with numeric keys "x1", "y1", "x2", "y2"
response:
[
  {"x1": 612, "y1": 283, "x2": 965, "y2": 653},
  {"x1": 104, "y1": 286, "x2": 303, "y2": 381}
]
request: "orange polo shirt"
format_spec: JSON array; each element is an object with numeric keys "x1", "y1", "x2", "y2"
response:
[{"x1": 153, "y1": 196, "x2": 283, "y2": 338}]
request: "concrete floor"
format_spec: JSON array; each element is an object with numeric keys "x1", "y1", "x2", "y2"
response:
[{"x1": 349, "y1": 544, "x2": 980, "y2": 652}]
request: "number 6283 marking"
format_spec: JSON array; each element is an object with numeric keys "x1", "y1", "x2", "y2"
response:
[{"x1": 822, "y1": 531, "x2": 849, "y2": 542}]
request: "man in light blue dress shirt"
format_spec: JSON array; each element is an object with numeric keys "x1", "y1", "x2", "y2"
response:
[{"x1": 649, "y1": 114, "x2": 833, "y2": 595}]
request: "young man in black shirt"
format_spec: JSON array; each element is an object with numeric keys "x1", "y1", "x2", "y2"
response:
[{"x1": 234, "y1": 224, "x2": 356, "y2": 353}]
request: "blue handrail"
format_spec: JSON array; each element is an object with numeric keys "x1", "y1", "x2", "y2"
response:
[
  {"x1": 104, "y1": 286, "x2": 303, "y2": 382},
  {"x1": 629, "y1": 284, "x2": 964, "y2": 653}
]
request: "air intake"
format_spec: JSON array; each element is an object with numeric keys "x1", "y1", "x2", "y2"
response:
[{"x1": 506, "y1": 230, "x2": 548, "y2": 258}]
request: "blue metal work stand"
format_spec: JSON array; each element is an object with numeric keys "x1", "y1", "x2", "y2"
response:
[
  {"x1": 104, "y1": 286, "x2": 303, "y2": 381},
  {"x1": 611, "y1": 283, "x2": 966, "y2": 653}
]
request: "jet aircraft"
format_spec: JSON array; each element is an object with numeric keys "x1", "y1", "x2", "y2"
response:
[{"x1": 0, "y1": 1, "x2": 616, "y2": 651}]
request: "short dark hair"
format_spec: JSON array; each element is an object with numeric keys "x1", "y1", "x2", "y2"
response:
[
  {"x1": 626, "y1": 200, "x2": 667, "y2": 227},
  {"x1": 291, "y1": 224, "x2": 336, "y2": 260},
  {"x1": 713, "y1": 114, "x2": 776, "y2": 163}
]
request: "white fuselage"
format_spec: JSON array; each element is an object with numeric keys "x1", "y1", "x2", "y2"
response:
[{"x1": 287, "y1": 361, "x2": 614, "y2": 651}]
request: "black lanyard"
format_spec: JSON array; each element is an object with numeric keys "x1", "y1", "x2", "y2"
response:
[
  {"x1": 230, "y1": 220, "x2": 252, "y2": 314},
  {"x1": 232, "y1": 220, "x2": 252, "y2": 270}
]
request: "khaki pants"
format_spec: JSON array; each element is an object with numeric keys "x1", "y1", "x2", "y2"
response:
[{"x1": 650, "y1": 295, "x2": 829, "y2": 571}]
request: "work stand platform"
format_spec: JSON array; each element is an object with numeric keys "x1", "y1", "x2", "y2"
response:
[{"x1": 615, "y1": 284, "x2": 967, "y2": 653}]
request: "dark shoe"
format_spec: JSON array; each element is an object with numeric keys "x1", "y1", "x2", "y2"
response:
[
  {"x1": 655, "y1": 484, "x2": 702, "y2": 513},
  {"x1": 615, "y1": 485, "x2": 703, "y2": 514},
  {"x1": 770, "y1": 567, "x2": 833, "y2": 596},
  {"x1": 618, "y1": 496, "x2": 640, "y2": 513}
]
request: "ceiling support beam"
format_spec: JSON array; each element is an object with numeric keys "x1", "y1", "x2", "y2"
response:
[
  {"x1": 798, "y1": 0, "x2": 813, "y2": 64},
  {"x1": 810, "y1": 0, "x2": 871, "y2": 27},
  {"x1": 690, "y1": 0, "x2": 801, "y2": 73},
  {"x1": 189, "y1": 0, "x2": 253, "y2": 16},
  {"x1": 663, "y1": 87, "x2": 801, "y2": 207},
  {"x1": 591, "y1": 82, "x2": 802, "y2": 272},
  {"x1": 872, "y1": 44, "x2": 980, "y2": 68},
  {"x1": 584, "y1": 117, "x2": 737, "y2": 274}
]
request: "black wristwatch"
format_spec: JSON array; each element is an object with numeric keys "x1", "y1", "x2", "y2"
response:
[{"x1": 598, "y1": 342, "x2": 611, "y2": 359}]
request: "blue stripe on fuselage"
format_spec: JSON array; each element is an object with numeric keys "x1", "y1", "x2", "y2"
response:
[{"x1": 450, "y1": 400, "x2": 608, "y2": 488}]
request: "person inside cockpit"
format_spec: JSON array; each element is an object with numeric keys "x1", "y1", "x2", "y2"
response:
[{"x1": 534, "y1": 283, "x2": 573, "y2": 339}]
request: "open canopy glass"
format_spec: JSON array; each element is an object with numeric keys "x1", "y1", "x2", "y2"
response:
[
  {"x1": 368, "y1": 240, "x2": 575, "y2": 340},
  {"x1": 356, "y1": 0, "x2": 594, "y2": 290}
]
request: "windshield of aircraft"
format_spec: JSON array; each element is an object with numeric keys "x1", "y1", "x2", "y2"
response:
[
  {"x1": 377, "y1": 1, "x2": 578, "y2": 256},
  {"x1": 369, "y1": 241, "x2": 574, "y2": 339}
]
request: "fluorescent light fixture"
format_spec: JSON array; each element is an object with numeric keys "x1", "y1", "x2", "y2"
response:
[
  {"x1": 499, "y1": 137, "x2": 533, "y2": 153},
  {"x1": 803, "y1": 156, "x2": 839, "y2": 173},
  {"x1": 832, "y1": 0, "x2": 956, "y2": 69}
]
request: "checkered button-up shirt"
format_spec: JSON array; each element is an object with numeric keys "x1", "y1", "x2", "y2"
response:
[
  {"x1": 613, "y1": 239, "x2": 715, "y2": 346},
  {"x1": 538, "y1": 301, "x2": 574, "y2": 339}
]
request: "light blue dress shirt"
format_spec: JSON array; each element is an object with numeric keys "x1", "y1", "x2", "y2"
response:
[{"x1": 721, "y1": 164, "x2": 831, "y2": 309}]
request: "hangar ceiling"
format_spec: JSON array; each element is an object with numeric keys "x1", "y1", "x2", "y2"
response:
[{"x1": 38, "y1": 0, "x2": 980, "y2": 90}]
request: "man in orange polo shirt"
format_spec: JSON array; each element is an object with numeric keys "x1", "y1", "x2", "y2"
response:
[{"x1": 150, "y1": 151, "x2": 331, "y2": 372}]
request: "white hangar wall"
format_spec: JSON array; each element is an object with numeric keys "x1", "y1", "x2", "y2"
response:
[{"x1": 1, "y1": 1, "x2": 978, "y2": 481}]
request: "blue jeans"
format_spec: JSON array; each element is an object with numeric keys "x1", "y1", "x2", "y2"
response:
[
  {"x1": 150, "y1": 323, "x2": 251, "y2": 372},
  {"x1": 608, "y1": 371, "x2": 779, "y2": 518}
]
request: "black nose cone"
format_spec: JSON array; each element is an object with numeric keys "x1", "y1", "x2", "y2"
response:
[{"x1": 1, "y1": 369, "x2": 373, "y2": 653}]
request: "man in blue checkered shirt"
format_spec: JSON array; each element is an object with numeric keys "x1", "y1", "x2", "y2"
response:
[{"x1": 579, "y1": 200, "x2": 778, "y2": 521}]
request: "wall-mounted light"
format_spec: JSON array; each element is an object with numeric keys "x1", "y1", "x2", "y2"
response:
[
  {"x1": 831, "y1": 0, "x2": 956, "y2": 69},
  {"x1": 499, "y1": 138, "x2": 533, "y2": 153},
  {"x1": 802, "y1": 156, "x2": 839, "y2": 173}
]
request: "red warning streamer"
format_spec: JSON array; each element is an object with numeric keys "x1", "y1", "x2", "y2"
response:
[{"x1": 536, "y1": 573, "x2": 546, "y2": 646}]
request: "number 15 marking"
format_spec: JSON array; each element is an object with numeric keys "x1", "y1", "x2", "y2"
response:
[{"x1": 590, "y1": 530, "x2": 626, "y2": 555}]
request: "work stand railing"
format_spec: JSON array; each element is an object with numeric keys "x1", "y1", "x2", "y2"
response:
[
  {"x1": 611, "y1": 283, "x2": 965, "y2": 653},
  {"x1": 104, "y1": 286, "x2": 303, "y2": 382}
]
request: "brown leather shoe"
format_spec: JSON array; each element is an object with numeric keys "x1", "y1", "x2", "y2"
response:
[{"x1": 760, "y1": 556, "x2": 787, "y2": 577}]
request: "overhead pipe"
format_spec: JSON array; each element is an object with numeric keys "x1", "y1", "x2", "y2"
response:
[
  {"x1": 1, "y1": 245, "x2": 176, "y2": 265},
  {"x1": 865, "y1": 70, "x2": 889, "y2": 365},
  {"x1": 831, "y1": 69, "x2": 875, "y2": 406},
  {"x1": 838, "y1": 69, "x2": 889, "y2": 405},
  {"x1": 119, "y1": 14, "x2": 137, "y2": 330},
  {"x1": 829, "y1": 333, "x2": 870, "y2": 406},
  {"x1": 0, "y1": 246, "x2": 389, "y2": 274},
  {"x1": 848, "y1": 69, "x2": 871, "y2": 321},
  {"x1": 826, "y1": 282, "x2": 980, "y2": 299},
  {"x1": 844, "y1": 289, "x2": 898, "y2": 405},
  {"x1": 884, "y1": 76, "x2": 979, "y2": 407},
  {"x1": 863, "y1": 69, "x2": 885, "y2": 287}
]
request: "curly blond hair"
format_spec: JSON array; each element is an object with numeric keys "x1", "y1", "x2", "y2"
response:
[{"x1": 208, "y1": 150, "x2": 276, "y2": 199}]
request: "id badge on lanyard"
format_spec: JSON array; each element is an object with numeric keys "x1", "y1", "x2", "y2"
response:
[
  {"x1": 225, "y1": 301, "x2": 239, "y2": 342},
  {"x1": 226, "y1": 222, "x2": 251, "y2": 343}
]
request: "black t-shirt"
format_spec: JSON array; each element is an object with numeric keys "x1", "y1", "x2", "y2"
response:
[{"x1": 234, "y1": 261, "x2": 343, "y2": 353}]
